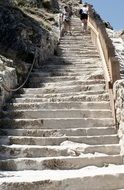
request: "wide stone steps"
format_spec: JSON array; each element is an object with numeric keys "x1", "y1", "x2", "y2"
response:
[
  {"x1": 33, "y1": 67, "x2": 99, "y2": 72},
  {"x1": 1, "y1": 118, "x2": 113, "y2": 129},
  {"x1": 0, "y1": 135, "x2": 118, "y2": 146},
  {"x1": 28, "y1": 79, "x2": 105, "y2": 87},
  {"x1": 33, "y1": 64, "x2": 100, "y2": 69},
  {"x1": 0, "y1": 155, "x2": 122, "y2": 171},
  {"x1": 0, "y1": 16, "x2": 122, "y2": 190},
  {"x1": 42, "y1": 58, "x2": 101, "y2": 65},
  {"x1": 0, "y1": 144, "x2": 120, "y2": 158},
  {"x1": 6, "y1": 101, "x2": 110, "y2": 110},
  {"x1": 0, "y1": 127, "x2": 117, "y2": 137},
  {"x1": 21, "y1": 84, "x2": 105, "y2": 94},
  {"x1": 45, "y1": 57, "x2": 100, "y2": 62},
  {"x1": 11, "y1": 93, "x2": 109, "y2": 103},
  {"x1": 3, "y1": 109, "x2": 112, "y2": 119},
  {"x1": 57, "y1": 51, "x2": 99, "y2": 56},
  {"x1": 29, "y1": 77, "x2": 104, "y2": 83},
  {"x1": 1, "y1": 166, "x2": 124, "y2": 190},
  {"x1": 29, "y1": 70, "x2": 102, "y2": 77}
]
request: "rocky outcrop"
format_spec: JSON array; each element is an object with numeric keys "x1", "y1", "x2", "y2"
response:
[
  {"x1": 0, "y1": 5, "x2": 57, "y2": 63},
  {"x1": 0, "y1": 55, "x2": 17, "y2": 111},
  {"x1": 114, "y1": 80, "x2": 124, "y2": 154},
  {"x1": 0, "y1": 0, "x2": 60, "y2": 111},
  {"x1": 0, "y1": 0, "x2": 59, "y2": 12}
]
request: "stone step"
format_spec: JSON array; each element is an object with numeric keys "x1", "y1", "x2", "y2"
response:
[
  {"x1": 57, "y1": 51, "x2": 98, "y2": 55},
  {"x1": 4, "y1": 109, "x2": 112, "y2": 119},
  {"x1": 1, "y1": 165, "x2": 124, "y2": 190},
  {"x1": 57, "y1": 47, "x2": 97, "y2": 51},
  {"x1": 60, "y1": 55, "x2": 100, "y2": 59},
  {"x1": 44, "y1": 56, "x2": 100, "y2": 63},
  {"x1": 29, "y1": 76, "x2": 104, "y2": 83},
  {"x1": 34, "y1": 64, "x2": 100, "y2": 69},
  {"x1": 0, "y1": 155, "x2": 122, "y2": 171},
  {"x1": 28, "y1": 79, "x2": 105, "y2": 87},
  {"x1": 58, "y1": 47, "x2": 96, "y2": 51},
  {"x1": 0, "y1": 127, "x2": 117, "y2": 137},
  {"x1": 30, "y1": 70, "x2": 102, "y2": 77},
  {"x1": 57, "y1": 48, "x2": 98, "y2": 52},
  {"x1": 0, "y1": 144, "x2": 120, "y2": 158},
  {"x1": 22, "y1": 84, "x2": 105, "y2": 94},
  {"x1": 58, "y1": 44, "x2": 95, "y2": 48},
  {"x1": 43, "y1": 59, "x2": 101, "y2": 65},
  {"x1": 60, "y1": 39, "x2": 92, "y2": 42},
  {"x1": 6, "y1": 101, "x2": 110, "y2": 110},
  {"x1": 12, "y1": 93, "x2": 109, "y2": 103},
  {"x1": 14, "y1": 92, "x2": 107, "y2": 101},
  {"x1": 57, "y1": 49, "x2": 98, "y2": 57},
  {"x1": 33, "y1": 68, "x2": 99, "y2": 73},
  {"x1": 44, "y1": 60, "x2": 101, "y2": 66},
  {"x1": 1, "y1": 118, "x2": 113, "y2": 129},
  {"x1": 31, "y1": 68, "x2": 103, "y2": 77},
  {"x1": 59, "y1": 43, "x2": 95, "y2": 47},
  {"x1": 0, "y1": 135, "x2": 118, "y2": 146}
]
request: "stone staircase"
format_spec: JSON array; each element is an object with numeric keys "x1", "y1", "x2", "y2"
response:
[{"x1": 0, "y1": 17, "x2": 124, "y2": 190}]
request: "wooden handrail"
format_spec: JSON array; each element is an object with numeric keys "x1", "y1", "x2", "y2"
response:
[
  {"x1": 88, "y1": 21, "x2": 111, "y2": 86},
  {"x1": 88, "y1": 5, "x2": 120, "y2": 124}
]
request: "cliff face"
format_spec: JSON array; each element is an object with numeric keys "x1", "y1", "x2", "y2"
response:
[
  {"x1": 0, "y1": 0, "x2": 59, "y2": 63},
  {"x1": 0, "y1": 0, "x2": 60, "y2": 109},
  {"x1": 0, "y1": 6, "x2": 50, "y2": 62},
  {"x1": 0, "y1": 0, "x2": 59, "y2": 11}
]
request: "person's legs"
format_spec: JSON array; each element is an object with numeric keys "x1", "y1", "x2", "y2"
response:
[
  {"x1": 64, "y1": 21, "x2": 68, "y2": 34},
  {"x1": 68, "y1": 20, "x2": 72, "y2": 35},
  {"x1": 60, "y1": 21, "x2": 68, "y2": 37},
  {"x1": 83, "y1": 19, "x2": 88, "y2": 31},
  {"x1": 81, "y1": 19, "x2": 85, "y2": 32}
]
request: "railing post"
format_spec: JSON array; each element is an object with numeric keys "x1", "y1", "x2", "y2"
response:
[{"x1": 109, "y1": 57, "x2": 120, "y2": 83}]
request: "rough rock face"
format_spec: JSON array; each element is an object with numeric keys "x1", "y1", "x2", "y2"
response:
[
  {"x1": 0, "y1": 5, "x2": 56, "y2": 63},
  {"x1": 0, "y1": 0, "x2": 60, "y2": 111},
  {"x1": 0, "y1": 0, "x2": 59, "y2": 11},
  {"x1": 114, "y1": 80, "x2": 124, "y2": 154},
  {"x1": 0, "y1": 55, "x2": 17, "y2": 111}
]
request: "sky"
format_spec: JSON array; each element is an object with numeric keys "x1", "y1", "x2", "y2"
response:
[{"x1": 84, "y1": 0, "x2": 124, "y2": 30}]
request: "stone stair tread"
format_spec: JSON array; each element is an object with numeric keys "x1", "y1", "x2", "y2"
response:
[
  {"x1": 14, "y1": 90, "x2": 108, "y2": 96},
  {"x1": 0, "y1": 144, "x2": 121, "y2": 158},
  {"x1": 30, "y1": 71, "x2": 102, "y2": 77},
  {"x1": 0, "y1": 134, "x2": 118, "y2": 146},
  {"x1": 22, "y1": 84, "x2": 105, "y2": 90},
  {"x1": 6, "y1": 101, "x2": 110, "y2": 110},
  {"x1": 3, "y1": 109, "x2": 112, "y2": 119},
  {"x1": 14, "y1": 94, "x2": 107, "y2": 101},
  {"x1": 0, "y1": 127, "x2": 117, "y2": 136},
  {"x1": 29, "y1": 80, "x2": 105, "y2": 87},
  {"x1": 11, "y1": 94, "x2": 109, "y2": 103},
  {"x1": 0, "y1": 155, "x2": 122, "y2": 171},
  {"x1": 1, "y1": 118, "x2": 114, "y2": 129},
  {"x1": 29, "y1": 76, "x2": 104, "y2": 81},
  {"x1": 1, "y1": 165, "x2": 124, "y2": 190},
  {"x1": 18, "y1": 90, "x2": 107, "y2": 97}
]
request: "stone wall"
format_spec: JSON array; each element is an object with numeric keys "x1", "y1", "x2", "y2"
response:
[{"x1": 114, "y1": 80, "x2": 124, "y2": 154}]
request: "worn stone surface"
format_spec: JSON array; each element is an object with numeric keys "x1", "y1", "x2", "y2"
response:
[
  {"x1": 113, "y1": 80, "x2": 124, "y2": 154},
  {"x1": 0, "y1": 55, "x2": 17, "y2": 111}
]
